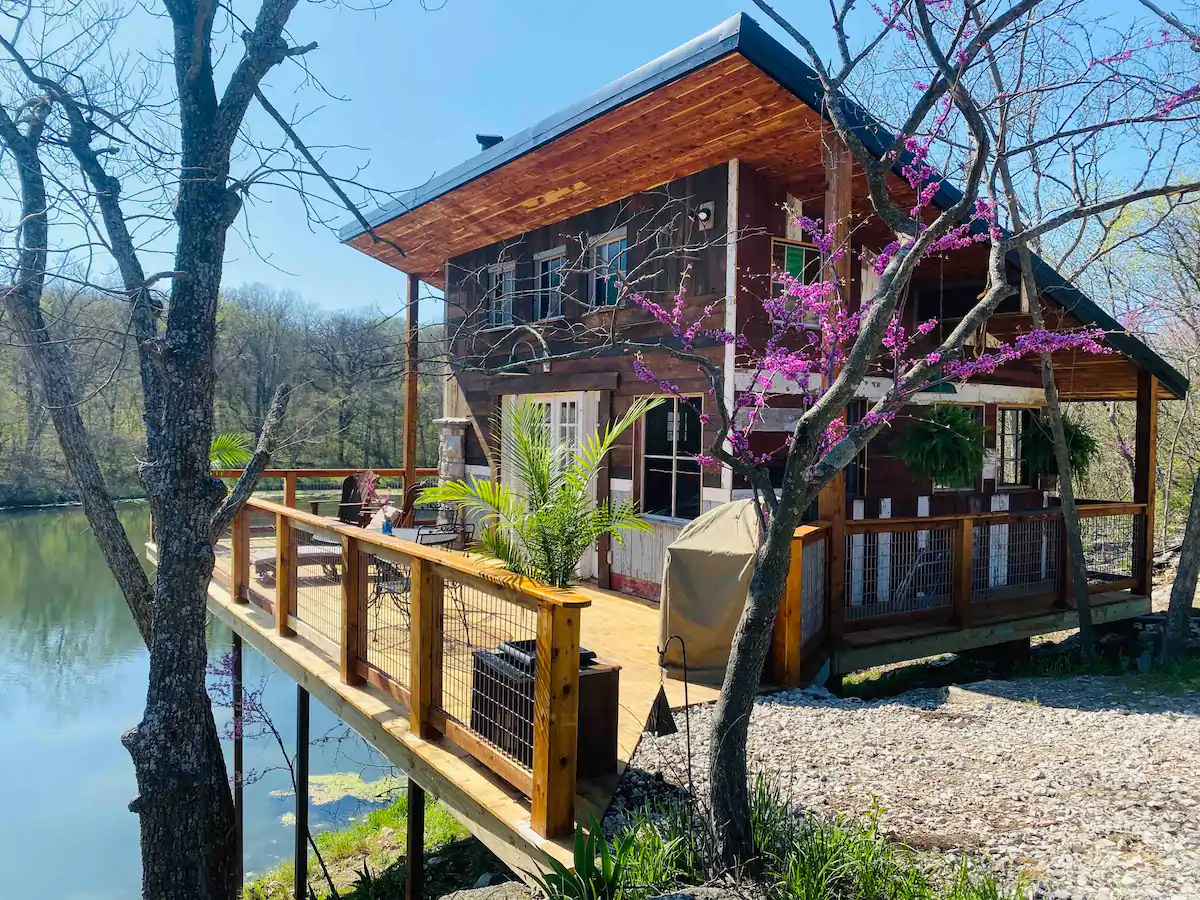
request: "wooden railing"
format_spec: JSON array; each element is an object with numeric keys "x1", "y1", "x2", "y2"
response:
[
  {"x1": 223, "y1": 496, "x2": 591, "y2": 839},
  {"x1": 212, "y1": 467, "x2": 439, "y2": 510},
  {"x1": 769, "y1": 522, "x2": 829, "y2": 686},
  {"x1": 836, "y1": 502, "x2": 1147, "y2": 630}
]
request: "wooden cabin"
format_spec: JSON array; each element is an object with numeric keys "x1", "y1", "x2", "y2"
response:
[
  {"x1": 342, "y1": 13, "x2": 1185, "y2": 683},
  {"x1": 148, "y1": 16, "x2": 1188, "y2": 885}
]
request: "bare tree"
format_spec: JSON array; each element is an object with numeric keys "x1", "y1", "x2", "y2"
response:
[{"x1": 0, "y1": 0, "x2": 416, "y2": 894}]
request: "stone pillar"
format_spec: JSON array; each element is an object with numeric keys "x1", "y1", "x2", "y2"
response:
[{"x1": 435, "y1": 417, "x2": 471, "y2": 526}]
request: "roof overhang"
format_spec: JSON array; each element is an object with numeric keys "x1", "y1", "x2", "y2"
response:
[{"x1": 341, "y1": 12, "x2": 1187, "y2": 401}]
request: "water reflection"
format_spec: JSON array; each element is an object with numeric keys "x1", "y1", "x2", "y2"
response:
[{"x1": 0, "y1": 503, "x2": 392, "y2": 898}]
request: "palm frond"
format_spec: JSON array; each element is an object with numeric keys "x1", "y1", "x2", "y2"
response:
[
  {"x1": 431, "y1": 397, "x2": 663, "y2": 588},
  {"x1": 210, "y1": 432, "x2": 252, "y2": 469}
]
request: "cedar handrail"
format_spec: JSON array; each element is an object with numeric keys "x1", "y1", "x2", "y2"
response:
[
  {"x1": 228, "y1": 494, "x2": 589, "y2": 839},
  {"x1": 844, "y1": 502, "x2": 1146, "y2": 533},
  {"x1": 211, "y1": 467, "x2": 439, "y2": 478}
]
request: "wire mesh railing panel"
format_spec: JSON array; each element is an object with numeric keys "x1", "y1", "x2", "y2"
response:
[
  {"x1": 971, "y1": 516, "x2": 1061, "y2": 603},
  {"x1": 246, "y1": 511, "x2": 279, "y2": 613},
  {"x1": 1080, "y1": 513, "x2": 1139, "y2": 585},
  {"x1": 437, "y1": 580, "x2": 539, "y2": 771},
  {"x1": 290, "y1": 524, "x2": 343, "y2": 654},
  {"x1": 800, "y1": 537, "x2": 826, "y2": 643},
  {"x1": 360, "y1": 546, "x2": 412, "y2": 692},
  {"x1": 213, "y1": 519, "x2": 234, "y2": 582},
  {"x1": 845, "y1": 526, "x2": 954, "y2": 621}
]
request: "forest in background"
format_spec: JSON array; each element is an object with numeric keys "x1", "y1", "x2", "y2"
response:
[
  {"x1": 2, "y1": 201, "x2": 1199, "y2": 555},
  {"x1": 0, "y1": 283, "x2": 443, "y2": 506}
]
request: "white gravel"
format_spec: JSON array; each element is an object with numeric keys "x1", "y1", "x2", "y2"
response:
[{"x1": 620, "y1": 677, "x2": 1200, "y2": 900}]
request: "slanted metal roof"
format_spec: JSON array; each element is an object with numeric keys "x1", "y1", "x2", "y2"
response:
[{"x1": 341, "y1": 13, "x2": 1187, "y2": 400}]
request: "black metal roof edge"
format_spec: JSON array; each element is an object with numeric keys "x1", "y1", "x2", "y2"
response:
[
  {"x1": 337, "y1": 13, "x2": 750, "y2": 242},
  {"x1": 734, "y1": 15, "x2": 1188, "y2": 399}
]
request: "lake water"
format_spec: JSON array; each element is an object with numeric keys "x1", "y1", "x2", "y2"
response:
[{"x1": 0, "y1": 503, "x2": 393, "y2": 898}]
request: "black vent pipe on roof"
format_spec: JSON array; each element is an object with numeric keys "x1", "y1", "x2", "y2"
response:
[{"x1": 476, "y1": 134, "x2": 504, "y2": 151}]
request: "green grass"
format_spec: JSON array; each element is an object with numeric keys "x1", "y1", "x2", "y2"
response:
[
  {"x1": 243, "y1": 793, "x2": 472, "y2": 900},
  {"x1": 601, "y1": 778, "x2": 1021, "y2": 900}
]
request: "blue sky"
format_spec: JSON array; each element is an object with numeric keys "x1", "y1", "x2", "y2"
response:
[{"x1": 219, "y1": 1, "x2": 816, "y2": 317}]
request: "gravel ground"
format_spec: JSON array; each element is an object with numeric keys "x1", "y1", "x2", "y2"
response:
[{"x1": 618, "y1": 677, "x2": 1200, "y2": 900}]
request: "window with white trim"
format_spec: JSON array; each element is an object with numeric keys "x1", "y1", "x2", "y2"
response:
[
  {"x1": 771, "y1": 238, "x2": 822, "y2": 327},
  {"x1": 535, "y1": 250, "x2": 565, "y2": 320},
  {"x1": 997, "y1": 407, "x2": 1031, "y2": 487},
  {"x1": 589, "y1": 230, "x2": 627, "y2": 307},
  {"x1": 642, "y1": 396, "x2": 702, "y2": 520},
  {"x1": 487, "y1": 262, "x2": 515, "y2": 327}
]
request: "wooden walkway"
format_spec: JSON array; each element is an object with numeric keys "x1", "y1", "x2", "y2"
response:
[{"x1": 174, "y1": 526, "x2": 719, "y2": 877}]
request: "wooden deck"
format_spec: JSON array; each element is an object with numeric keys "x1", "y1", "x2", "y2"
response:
[
  {"x1": 162, "y1": 516, "x2": 718, "y2": 878},
  {"x1": 833, "y1": 590, "x2": 1151, "y2": 674}
]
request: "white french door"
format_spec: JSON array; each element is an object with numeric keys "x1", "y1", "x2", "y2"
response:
[{"x1": 501, "y1": 391, "x2": 598, "y2": 578}]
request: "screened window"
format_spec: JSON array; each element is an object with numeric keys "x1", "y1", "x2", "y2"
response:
[
  {"x1": 643, "y1": 397, "x2": 702, "y2": 520},
  {"x1": 536, "y1": 253, "x2": 565, "y2": 320},
  {"x1": 771, "y1": 238, "x2": 822, "y2": 326},
  {"x1": 589, "y1": 232, "x2": 628, "y2": 307},
  {"x1": 997, "y1": 407, "x2": 1031, "y2": 487},
  {"x1": 487, "y1": 262, "x2": 515, "y2": 327}
]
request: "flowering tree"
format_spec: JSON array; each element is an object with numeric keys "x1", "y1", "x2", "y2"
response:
[{"x1": 465, "y1": 0, "x2": 1198, "y2": 866}]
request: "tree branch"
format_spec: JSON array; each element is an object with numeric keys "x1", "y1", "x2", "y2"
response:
[{"x1": 212, "y1": 379, "x2": 293, "y2": 537}]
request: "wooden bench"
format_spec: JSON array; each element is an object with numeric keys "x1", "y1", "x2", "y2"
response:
[{"x1": 252, "y1": 545, "x2": 341, "y2": 583}]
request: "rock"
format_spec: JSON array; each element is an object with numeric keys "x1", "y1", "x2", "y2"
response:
[
  {"x1": 649, "y1": 889, "x2": 740, "y2": 900},
  {"x1": 474, "y1": 873, "x2": 493, "y2": 888},
  {"x1": 440, "y1": 882, "x2": 533, "y2": 900}
]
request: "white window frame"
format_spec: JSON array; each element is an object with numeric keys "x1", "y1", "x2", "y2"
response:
[
  {"x1": 770, "y1": 237, "x2": 823, "y2": 329},
  {"x1": 534, "y1": 246, "x2": 566, "y2": 321},
  {"x1": 487, "y1": 261, "x2": 515, "y2": 328},
  {"x1": 588, "y1": 228, "x2": 628, "y2": 308},
  {"x1": 641, "y1": 394, "x2": 703, "y2": 521},
  {"x1": 997, "y1": 405, "x2": 1034, "y2": 488}
]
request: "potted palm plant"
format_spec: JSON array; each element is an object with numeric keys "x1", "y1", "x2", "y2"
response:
[{"x1": 419, "y1": 396, "x2": 662, "y2": 588}]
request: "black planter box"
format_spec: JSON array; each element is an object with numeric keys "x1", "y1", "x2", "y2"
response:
[{"x1": 469, "y1": 641, "x2": 619, "y2": 778}]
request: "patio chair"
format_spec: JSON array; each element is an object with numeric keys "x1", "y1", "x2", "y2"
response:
[{"x1": 366, "y1": 547, "x2": 474, "y2": 648}]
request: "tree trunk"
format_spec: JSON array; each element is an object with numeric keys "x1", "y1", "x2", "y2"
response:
[
  {"x1": 1162, "y1": 472, "x2": 1200, "y2": 662},
  {"x1": 708, "y1": 504, "x2": 798, "y2": 868}
]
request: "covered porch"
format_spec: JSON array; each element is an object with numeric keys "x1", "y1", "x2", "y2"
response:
[{"x1": 770, "y1": 370, "x2": 1165, "y2": 685}]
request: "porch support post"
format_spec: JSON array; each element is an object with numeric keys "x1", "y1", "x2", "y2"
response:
[
  {"x1": 232, "y1": 633, "x2": 244, "y2": 888},
  {"x1": 405, "y1": 778, "x2": 426, "y2": 900},
  {"x1": 404, "y1": 273, "x2": 421, "y2": 496},
  {"x1": 294, "y1": 684, "x2": 310, "y2": 900},
  {"x1": 1134, "y1": 372, "x2": 1158, "y2": 595},
  {"x1": 596, "y1": 389, "x2": 614, "y2": 590},
  {"x1": 820, "y1": 131, "x2": 854, "y2": 642}
]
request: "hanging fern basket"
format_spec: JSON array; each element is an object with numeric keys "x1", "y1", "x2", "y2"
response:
[{"x1": 894, "y1": 404, "x2": 987, "y2": 490}]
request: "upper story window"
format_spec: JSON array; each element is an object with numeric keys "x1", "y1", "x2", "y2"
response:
[
  {"x1": 535, "y1": 247, "x2": 566, "y2": 321},
  {"x1": 487, "y1": 261, "x2": 515, "y2": 327},
  {"x1": 771, "y1": 238, "x2": 822, "y2": 327},
  {"x1": 643, "y1": 396, "x2": 702, "y2": 520},
  {"x1": 589, "y1": 229, "x2": 628, "y2": 308},
  {"x1": 997, "y1": 407, "x2": 1032, "y2": 487}
]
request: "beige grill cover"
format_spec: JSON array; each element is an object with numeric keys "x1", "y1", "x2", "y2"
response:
[{"x1": 659, "y1": 499, "x2": 761, "y2": 683}]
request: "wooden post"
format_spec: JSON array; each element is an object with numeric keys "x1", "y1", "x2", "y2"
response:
[
  {"x1": 531, "y1": 601, "x2": 580, "y2": 839},
  {"x1": 276, "y1": 513, "x2": 296, "y2": 636},
  {"x1": 232, "y1": 507, "x2": 250, "y2": 604},
  {"x1": 405, "y1": 778, "x2": 426, "y2": 900},
  {"x1": 820, "y1": 130, "x2": 853, "y2": 645},
  {"x1": 340, "y1": 535, "x2": 366, "y2": 685},
  {"x1": 284, "y1": 472, "x2": 297, "y2": 509},
  {"x1": 595, "y1": 389, "x2": 613, "y2": 590},
  {"x1": 409, "y1": 557, "x2": 443, "y2": 738},
  {"x1": 953, "y1": 518, "x2": 974, "y2": 628},
  {"x1": 232, "y1": 633, "x2": 244, "y2": 888},
  {"x1": 770, "y1": 531, "x2": 804, "y2": 686},
  {"x1": 294, "y1": 684, "x2": 310, "y2": 900},
  {"x1": 1133, "y1": 372, "x2": 1158, "y2": 595},
  {"x1": 403, "y1": 274, "x2": 421, "y2": 502}
]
